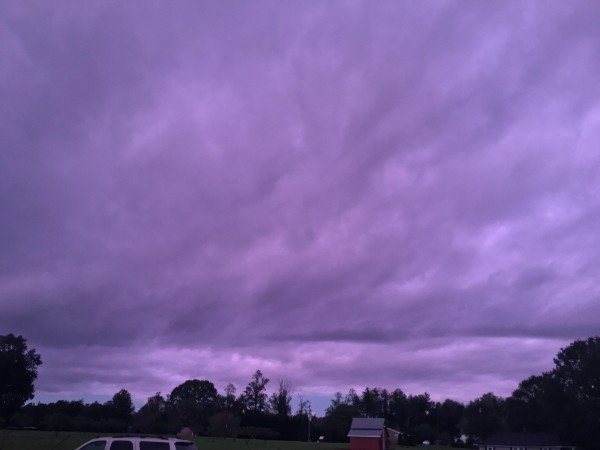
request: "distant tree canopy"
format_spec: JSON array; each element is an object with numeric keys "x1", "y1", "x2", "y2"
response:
[
  {"x1": 0, "y1": 334, "x2": 42, "y2": 421},
  {"x1": 3, "y1": 335, "x2": 600, "y2": 449},
  {"x1": 12, "y1": 390, "x2": 136, "y2": 433},
  {"x1": 506, "y1": 336, "x2": 600, "y2": 450}
]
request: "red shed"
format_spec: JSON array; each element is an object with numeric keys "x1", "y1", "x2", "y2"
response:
[{"x1": 347, "y1": 418, "x2": 389, "y2": 450}]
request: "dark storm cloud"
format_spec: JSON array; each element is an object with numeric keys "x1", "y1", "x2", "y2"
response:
[{"x1": 2, "y1": 0, "x2": 600, "y2": 408}]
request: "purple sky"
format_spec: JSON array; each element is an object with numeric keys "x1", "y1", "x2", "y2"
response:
[{"x1": 2, "y1": 1, "x2": 600, "y2": 413}]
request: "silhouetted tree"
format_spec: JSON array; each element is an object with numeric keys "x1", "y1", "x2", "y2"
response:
[
  {"x1": 388, "y1": 388, "x2": 408, "y2": 429},
  {"x1": 296, "y1": 394, "x2": 311, "y2": 416},
  {"x1": 435, "y1": 399, "x2": 464, "y2": 440},
  {"x1": 109, "y1": 389, "x2": 134, "y2": 429},
  {"x1": 0, "y1": 334, "x2": 42, "y2": 421},
  {"x1": 269, "y1": 380, "x2": 292, "y2": 417},
  {"x1": 507, "y1": 372, "x2": 561, "y2": 433},
  {"x1": 221, "y1": 383, "x2": 238, "y2": 412},
  {"x1": 134, "y1": 392, "x2": 169, "y2": 434},
  {"x1": 553, "y1": 336, "x2": 600, "y2": 450},
  {"x1": 463, "y1": 392, "x2": 506, "y2": 440},
  {"x1": 360, "y1": 387, "x2": 385, "y2": 417},
  {"x1": 406, "y1": 393, "x2": 434, "y2": 428},
  {"x1": 329, "y1": 392, "x2": 344, "y2": 409},
  {"x1": 168, "y1": 379, "x2": 218, "y2": 432},
  {"x1": 324, "y1": 400, "x2": 360, "y2": 442},
  {"x1": 345, "y1": 388, "x2": 360, "y2": 408},
  {"x1": 294, "y1": 395, "x2": 313, "y2": 441},
  {"x1": 240, "y1": 370, "x2": 269, "y2": 415},
  {"x1": 504, "y1": 337, "x2": 600, "y2": 449}
]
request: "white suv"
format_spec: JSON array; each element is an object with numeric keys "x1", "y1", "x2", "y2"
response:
[{"x1": 75, "y1": 436, "x2": 198, "y2": 450}]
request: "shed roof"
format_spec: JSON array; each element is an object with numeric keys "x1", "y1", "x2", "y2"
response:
[
  {"x1": 349, "y1": 418, "x2": 385, "y2": 430},
  {"x1": 348, "y1": 429, "x2": 383, "y2": 438},
  {"x1": 347, "y1": 417, "x2": 385, "y2": 439},
  {"x1": 482, "y1": 432, "x2": 564, "y2": 446}
]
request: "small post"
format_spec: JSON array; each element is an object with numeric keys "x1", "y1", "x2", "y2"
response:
[{"x1": 307, "y1": 407, "x2": 312, "y2": 442}]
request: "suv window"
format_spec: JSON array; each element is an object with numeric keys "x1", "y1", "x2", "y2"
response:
[
  {"x1": 140, "y1": 442, "x2": 170, "y2": 450},
  {"x1": 80, "y1": 442, "x2": 107, "y2": 450},
  {"x1": 110, "y1": 441, "x2": 134, "y2": 450}
]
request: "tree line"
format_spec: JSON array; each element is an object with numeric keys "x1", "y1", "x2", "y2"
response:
[{"x1": 1, "y1": 334, "x2": 599, "y2": 449}]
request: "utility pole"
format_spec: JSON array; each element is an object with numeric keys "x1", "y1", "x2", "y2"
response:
[{"x1": 307, "y1": 405, "x2": 312, "y2": 442}]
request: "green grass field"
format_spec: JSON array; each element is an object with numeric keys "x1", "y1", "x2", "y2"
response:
[{"x1": 0, "y1": 430, "x2": 453, "y2": 450}]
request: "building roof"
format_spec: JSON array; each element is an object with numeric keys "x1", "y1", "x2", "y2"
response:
[
  {"x1": 350, "y1": 418, "x2": 385, "y2": 430},
  {"x1": 348, "y1": 429, "x2": 383, "y2": 438},
  {"x1": 482, "y1": 432, "x2": 565, "y2": 446},
  {"x1": 347, "y1": 418, "x2": 385, "y2": 438}
]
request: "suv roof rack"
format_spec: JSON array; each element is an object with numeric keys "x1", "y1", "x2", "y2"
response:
[{"x1": 109, "y1": 435, "x2": 171, "y2": 440}]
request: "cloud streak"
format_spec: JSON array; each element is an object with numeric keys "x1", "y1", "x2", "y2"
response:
[{"x1": 1, "y1": 0, "x2": 600, "y2": 411}]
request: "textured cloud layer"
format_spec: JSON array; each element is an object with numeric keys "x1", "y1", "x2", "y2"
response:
[{"x1": 2, "y1": 1, "x2": 600, "y2": 411}]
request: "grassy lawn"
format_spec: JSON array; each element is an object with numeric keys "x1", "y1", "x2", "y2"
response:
[{"x1": 0, "y1": 430, "x2": 454, "y2": 450}]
